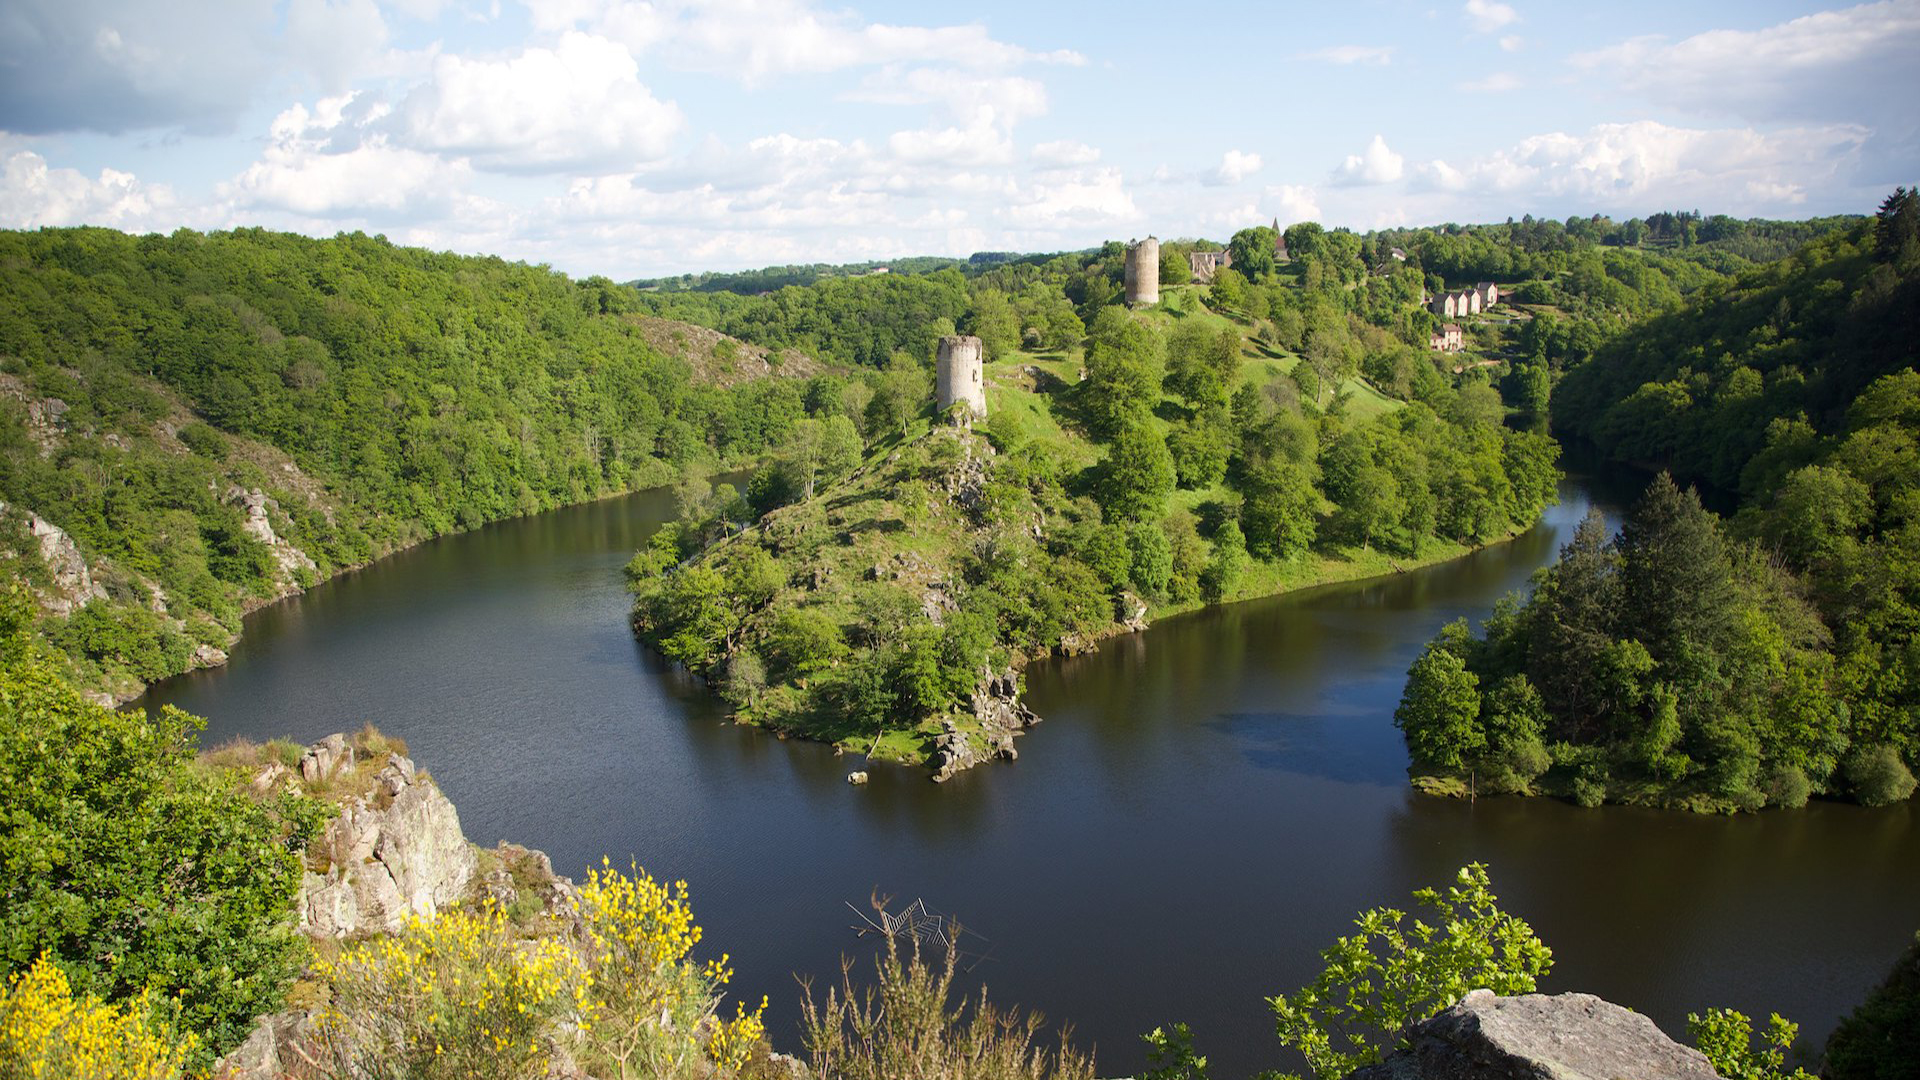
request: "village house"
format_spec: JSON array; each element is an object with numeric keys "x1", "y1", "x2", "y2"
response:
[
  {"x1": 1431, "y1": 288, "x2": 1487, "y2": 319},
  {"x1": 1475, "y1": 281, "x2": 1499, "y2": 308},
  {"x1": 1429, "y1": 323, "x2": 1464, "y2": 353},
  {"x1": 1189, "y1": 249, "x2": 1232, "y2": 284}
]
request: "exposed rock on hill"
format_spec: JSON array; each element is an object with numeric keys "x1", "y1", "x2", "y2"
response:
[
  {"x1": 628, "y1": 314, "x2": 822, "y2": 387},
  {"x1": 295, "y1": 742, "x2": 477, "y2": 938},
  {"x1": 1, "y1": 503, "x2": 108, "y2": 615},
  {"x1": 1348, "y1": 989, "x2": 1721, "y2": 1080}
]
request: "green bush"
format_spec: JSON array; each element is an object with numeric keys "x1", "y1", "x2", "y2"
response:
[
  {"x1": 1844, "y1": 745, "x2": 1917, "y2": 807},
  {"x1": 175, "y1": 422, "x2": 228, "y2": 460},
  {"x1": 0, "y1": 587, "x2": 321, "y2": 1061}
]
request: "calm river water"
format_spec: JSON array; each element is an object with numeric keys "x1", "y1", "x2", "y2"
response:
[{"x1": 139, "y1": 473, "x2": 1920, "y2": 1078}]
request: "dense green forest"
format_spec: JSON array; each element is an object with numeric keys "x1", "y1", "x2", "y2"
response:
[
  {"x1": 0, "y1": 228, "x2": 846, "y2": 699},
  {"x1": 1398, "y1": 191, "x2": 1920, "y2": 810}
]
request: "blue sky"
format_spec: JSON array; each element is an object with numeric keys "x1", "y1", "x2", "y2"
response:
[{"x1": 2, "y1": 0, "x2": 1914, "y2": 277}]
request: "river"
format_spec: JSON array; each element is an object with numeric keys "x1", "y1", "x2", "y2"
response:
[{"x1": 138, "y1": 473, "x2": 1920, "y2": 1078}]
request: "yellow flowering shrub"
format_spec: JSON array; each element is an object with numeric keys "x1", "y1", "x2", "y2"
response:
[
  {"x1": 312, "y1": 906, "x2": 584, "y2": 1080},
  {"x1": 0, "y1": 953, "x2": 195, "y2": 1080},
  {"x1": 575, "y1": 859, "x2": 767, "y2": 1080}
]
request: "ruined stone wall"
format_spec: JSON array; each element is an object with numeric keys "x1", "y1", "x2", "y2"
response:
[
  {"x1": 1124, "y1": 237, "x2": 1160, "y2": 306},
  {"x1": 935, "y1": 334, "x2": 987, "y2": 418}
]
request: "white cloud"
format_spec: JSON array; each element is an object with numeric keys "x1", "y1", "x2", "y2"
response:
[
  {"x1": 393, "y1": 33, "x2": 683, "y2": 172},
  {"x1": 1499, "y1": 34, "x2": 1523, "y2": 51},
  {"x1": 1299, "y1": 44, "x2": 1394, "y2": 65},
  {"x1": 533, "y1": 0, "x2": 1084, "y2": 82},
  {"x1": 1031, "y1": 140, "x2": 1101, "y2": 167},
  {"x1": 223, "y1": 95, "x2": 470, "y2": 216},
  {"x1": 0, "y1": 150, "x2": 188, "y2": 229},
  {"x1": 1459, "y1": 72, "x2": 1521, "y2": 92},
  {"x1": 1407, "y1": 120, "x2": 1867, "y2": 212},
  {"x1": 887, "y1": 124, "x2": 1014, "y2": 167},
  {"x1": 849, "y1": 68, "x2": 1050, "y2": 129},
  {"x1": 1207, "y1": 149, "x2": 1262, "y2": 186},
  {"x1": 1464, "y1": 0, "x2": 1519, "y2": 33},
  {"x1": 1574, "y1": 1, "x2": 1920, "y2": 126},
  {"x1": 1265, "y1": 184, "x2": 1321, "y2": 226},
  {"x1": 1331, "y1": 135, "x2": 1405, "y2": 186},
  {"x1": 1001, "y1": 167, "x2": 1137, "y2": 228},
  {"x1": 284, "y1": 0, "x2": 391, "y2": 91}
]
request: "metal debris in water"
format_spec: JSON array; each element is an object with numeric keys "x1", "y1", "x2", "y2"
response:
[{"x1": 848, "y1": 898, "x2": 951, "y2": 949}]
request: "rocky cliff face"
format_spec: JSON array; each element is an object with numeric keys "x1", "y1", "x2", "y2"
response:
[
  {"x1": 283, "y1": 734, "x2": 478, "y2": 938},
  {"x1": 219, "y1": 734, "x2": 568, "y2": 1078},
  {"x1": 1347, "y1": 989, "x2": 1721, "y2": 1080},
  {"x1": 1, "y1": 502, "x2": 107, "y2": 616}
]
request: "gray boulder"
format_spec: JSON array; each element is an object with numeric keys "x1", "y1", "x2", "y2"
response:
[
  {"x1": 1349, "y1": 989, "x2": 1722, "y2": 1080},
  {"x1": 298, "y1": 749, "x2": 476, "y2": 937}
]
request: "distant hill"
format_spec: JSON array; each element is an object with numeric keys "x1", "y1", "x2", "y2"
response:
[{"x1": 0, "y1": 227, "x2": 812, "y2": 700}]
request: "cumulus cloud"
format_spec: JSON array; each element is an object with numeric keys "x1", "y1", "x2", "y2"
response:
[
  {"x1": 1266, "y1": 184, "x2": 1321, "y2": 226},
  {"x1": 1000, "y1": 167, "x2": 1137, "y2": 228},
  {"x1": 393, "y1": 33, "x2": 683, "y2": 172},
  {"x1": 1299, "y1": 44, "x2": 1394, "y2": 65},
  {"x1": 1464, "y1": 0, "x2": 1519, "y2": 33},
  {"x1": 1408, "y1": 119, "x2": 1868, "y2": 211},
  {"x1": 1574, "y1": 1, "x2": 1920, "y2": 126},
  {"x1": 1331, "y1": 135, "x2": 1405, "y2": 186},
  {"x1": 1499, "y1": 35, "x2": 1523, "y2": 51},
  {"x1": 530, "y1": 0, "x2": 1083, "y2": 82},
  {"x1": 222, "y1": 94, "x2": 470, "y2": 217},
  {"x1": 1207, "y1": 150, "x2": 1263, "y2": 186},
  {"x1": 0, "y1": 150, "x2": 189, "y2": 229}
]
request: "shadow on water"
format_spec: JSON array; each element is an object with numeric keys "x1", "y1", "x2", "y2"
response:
[{"x1": 135, "y1": 470, "x2": 1920, "y2": 1080}]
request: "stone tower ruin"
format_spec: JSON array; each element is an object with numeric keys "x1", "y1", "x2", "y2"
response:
[
  {"x1": 1124, "y1": 236, "x2": 1160, "y2": 307},
  {"x1": 935, "y1": 334, "x2": 987, "y2": 420}
]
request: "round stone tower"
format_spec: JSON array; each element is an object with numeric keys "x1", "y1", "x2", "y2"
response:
[
  {"x1": 935, "y1": 335, "x2": 987, "y2": 420},
  {"x1": 1124, "y1": 236, "x2": 1160, "y2": 307}
]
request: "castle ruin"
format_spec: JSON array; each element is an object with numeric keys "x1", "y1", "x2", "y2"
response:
[
  {"x1": 1124, "y1": 237, "x2": 1160, "y2": 307},
  {"x1": 935, "y1": 334, "x2": 986, "y2": 420}
]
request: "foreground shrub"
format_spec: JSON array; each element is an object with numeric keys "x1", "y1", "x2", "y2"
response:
[
  {"x1": 1265, "y1": 863, "x2": 1553, "y2": 1079},
  {"x1": 313, "y1": 906, "x2": 585, "y2": 1080},
  {"x1": 1686, "y1": 1007, "x2": 1814, "y2": 1080},
  {"x1": 0, "y1": 952, "x2": 195, "y2": 1080},
  {"x1": 801, "y1": 909, "x2": 1093, "y2": 1080},
  {"x1": 575, "y1": 859, "x2": 765, "y2": 1080},
  {"x1": 0, "y1": 586, "x2": 319, "y2": 1061},
  {"x1": 1147, "y1": 864, "x2": 1552, "y2": 1080}
]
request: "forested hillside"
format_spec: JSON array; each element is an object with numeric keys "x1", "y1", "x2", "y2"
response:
[
  {"x1": 1397, "y1": 190, "x2": 1920, "y2": 810},
  {"x1": 0, "y1": 228, "x2": 827, "y2": 699}
]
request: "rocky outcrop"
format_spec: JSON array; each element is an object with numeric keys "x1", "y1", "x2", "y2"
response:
[
  {"x1": 1, "y1": 502, "x2": 107, "y2": 615},
  {"x1": 227, "y1": 485, "x2": 318, "y2": 583},
  {"x1": 296, "y1": 742, "x2": 477, "y2": 938},
  {"x1": 931, "y1": 669, "x2": 1039, "y2": 782},
  {"x1": 1347, "y1": 989, "x2": 1721, "y2": 1080},
  {"x1": 218, "y1": 735, "x2": 589, "y2": 1079}
]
